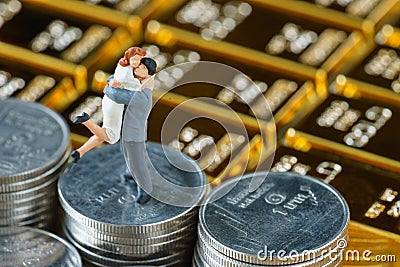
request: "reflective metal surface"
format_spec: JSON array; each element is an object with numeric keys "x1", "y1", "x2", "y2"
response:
[
  {"x1": 196, "y1": 172, "x2": 350, "y2": 266},
  {"x1": 59, "y1": 142, "x2": 206, "y2": 266},
  {"x1": 0, "y1": 226, "x2": 81, "y2": 267},
  {"x1": 0, "y1": 99, "x2": 70, "y2": 229}
]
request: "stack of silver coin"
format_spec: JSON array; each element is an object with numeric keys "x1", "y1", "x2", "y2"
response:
[
  {"x1": 0, "y1": 98, "x2": 70, "y2": 229},
  {"x1": 194, "y1": 172, "x2": 350, "y2": 267},
  {"x1": 0, "y1": 226, "x2": 81, "y2": 266},
  {"x1": 59, "y1": 142, "x2": 207, "y2": 266}
]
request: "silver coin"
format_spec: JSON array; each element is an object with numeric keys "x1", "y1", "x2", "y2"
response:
[
  {"x1": 0, "y1": 146, "x2": 70, "y2": 193},
  {"x1": 28, "y1": 218, "x2": 55, "y2": 230},
  {"x1": 194, "y1": 242, "x2": 345, "y2": 267},
  {"x1": 0, "y1": 175, "x2": 58, "y2": 202},
  {"x1": 193, "y1": 245, "x2": 209, "y2": 267},
  {"x1": 0, "y1": 98, "x2": 70, "y2": 182},
  {"x1": 59, "y1": 142, "x2": 206, "y2": 233},
  {"x1": 0, "y1": 174, "x2": 60, "y2": 206},
  {"x1": 199, "y1": 172, "x2": 349, "y2": 265},
  {"x1": 64, "y1": 213, "x2": 198, "y2": 239},
  {"x1": 198, "y1": 247, "x2": 344, "y2": 267},
  {"x1": 0, "y1": 203, "x2": 55, "y2": 221},
  {"x1": 0, "y1": 195, "x2": 58, "y2": 227},
  {"x1": 6, "y1": 213, "x2": 55, "y2": 228},
  {"x1": 64, "y1": 227, "x2": 193, "y2": 266},
  {"x1": 63, "y1": 207, "x2": 199, "y2": 238},
  {"x1": 198, "y1": 225, "x2": 348, "y2": 267},
  {"x1": 0, "y1": 204, "x2": 57, "y2": 225},
  {"x1": 0, "y1": 226, "x2": 81, "y2": 267},
  {"x1": 198, "y1": 228, "x2": 347, "y2": 267},
  {"x1": 69, "y1": 226, "x2": 196, "y2": 256},
  {"x1": 63, "y1": 208, "x2": 199, "y2": 236},
  {"x1": 65, "y1": 219, "x2": 196, "y2": 254},
  {"x1": 0, "y1": 209, "x2": 57, "y2": 227},
  {"x1": 0, "y1": 189, "x2": 56, "y2": 209},
  {"x1": 65, "y1": 217, "x2": 198, "y2": 245},
  {"x1": 165, "y1": 259, "x2": 188, "y2": 267},
  {"x1": 0, "y1": 198, "x2": 55, "y2": 217}
]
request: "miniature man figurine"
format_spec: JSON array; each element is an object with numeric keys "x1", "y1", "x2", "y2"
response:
[{"x1": 70, "y1": 47, "x2": 146, "y2": 161}]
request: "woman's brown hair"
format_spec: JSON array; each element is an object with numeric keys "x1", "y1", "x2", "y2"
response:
[{"x1": 118, "y1": 47, "x2": 146, "y2": 67}]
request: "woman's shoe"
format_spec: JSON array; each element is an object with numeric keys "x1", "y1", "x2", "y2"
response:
[
  {"x1": 70, "y1": 150, "x2": 81, "y2": 163},
  {"x1": 72, "y1": 112, "x2": 90, "y2": 124}
]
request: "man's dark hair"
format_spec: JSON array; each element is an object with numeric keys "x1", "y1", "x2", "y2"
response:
[{"x1": 140, "y1": 57, "x2": 157, "y2": 75}]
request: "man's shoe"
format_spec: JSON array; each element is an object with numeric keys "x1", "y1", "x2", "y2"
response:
[
  {"x1": 120, "y1": 169, "x2": 137, "y2": 185},
  {"x1": 70, "y1": 150, "x2": 81, "y2": 163},
  {"x1": 72, "y1": 112, "x2": 90, "y2": 124},
  {"x1": 136, "y1": 188, "x2": 151, "y2": 204}
]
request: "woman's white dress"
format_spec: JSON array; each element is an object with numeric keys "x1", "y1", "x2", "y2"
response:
[{"x1": 102, "y1": 64, "x2": 140, "y2": 144}]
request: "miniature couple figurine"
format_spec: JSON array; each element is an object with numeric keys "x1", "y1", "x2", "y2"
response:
[{"x1": 71, "y1": 47, "x2": 157, "y2": 204}]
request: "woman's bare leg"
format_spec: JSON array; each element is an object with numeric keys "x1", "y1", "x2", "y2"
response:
[
  {"x1": 71, "y1": 113, "x2": 112, "y2": 163},
  {"x1": 82, "y1": 120, "x2": 110, "y2": 142},
  {"x1": 77, "y1": 135, "x2": 104, "y2": 157}
]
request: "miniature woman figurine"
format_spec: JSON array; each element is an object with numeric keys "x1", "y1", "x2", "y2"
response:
[
  {"x1": 70, "y1": 47, "x2": 146, "y2": 162},
  {"x1": 73, "y1": 55, "x2": 157, "y2": 204},
  {"x1": 104, "y1": 58, "x2": 157, "y2": 203}
]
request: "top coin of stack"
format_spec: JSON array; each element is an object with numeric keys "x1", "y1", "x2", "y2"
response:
[
  {"x1": 59, "y1": 142, "x2": 207, "y2": 266},
  {"x1": 194, "y1": 171, "x2": 350, "y2": 267},
  {"x1": 0, "y1": 98, "x2": 70, "y2": 229},
  {"x1": 0, "y1": 226, "x2": 81, "y2": 267}
]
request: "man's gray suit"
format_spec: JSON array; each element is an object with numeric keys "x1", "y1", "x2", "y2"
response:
[
  {"x1": 122, "y1": 88, "x2": 152, "y2": 142},
  {"x1": 104, "y1": 85, "x2": 153, "y2": 196}
]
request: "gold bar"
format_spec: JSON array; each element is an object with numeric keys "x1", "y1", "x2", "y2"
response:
[
  {"x1": 70, "y1": 132, "x2": 89, "y2": 150},
  {"x1": 91, "y1": 70, "x2": 109, "y2": 93},
  {"x1": 335, "y1": 75, "x2": 400, "y2": 106},
  {"x1": 346, "y1": 221, "x2": 400, "y2": 266},
  {"x1": 349, "y1": 221, "x2": 400, "y2": 243},
  {"x1": 243, "y1": 133, "x2": 276, "y2": 172},
  {"x1": 367, "y1": 0, "x2": 400, "y2": 29},
  {"x1": 145, "y1": 21, "x2": 320, "y2": 81},
  {"x1": 244, "y1": 0, "x2": 369, "y2": 33},
  {"x1": 152, "y1": 90, "x2": 269, "y2": 134},
  {"x1": 321, "y1": 32, "x2": 366, "y2": 75},
  {"x1": 136, "y1": 0, "x2": 187, "y2": 22},
  {"x1": 92, "y1": 70, "x2": 273, "y2": 134},
  {"x1": 81, "y1": 27, "x2": 142, "y2": 72},
  {"x1": 0, "y1": 41, "x2": 87, "y2": 92},
  {"x1": 19, "y1": 0, "x2": 141, "y2": 33},
  {"x1": 376, "y1": 24, "x2": 400, "y2": 49},
  {"x1": 212, "y1": 135, "x2": 264, "y2": 186},
  {"x1": 274, "y1": 81, "x2": 320, "y2": 129},
  {"x1": 284, "y1": 128, "x2": 400, "y2": 173},
  {"x1": 40, "y1": 77, "x2": 80, "y2": 113}
]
